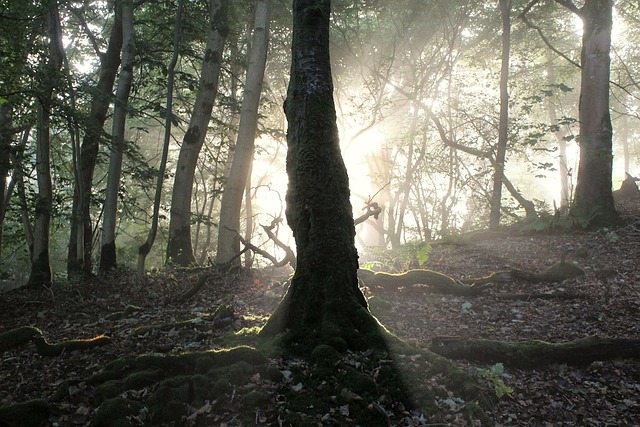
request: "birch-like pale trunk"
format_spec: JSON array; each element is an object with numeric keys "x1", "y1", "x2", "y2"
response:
[
  {"x1": 166, "y1": 0, "x2": 229, "y2": 266},
  {"x1": 99, "y1": 0, "x2": 135, "y2": 272},
  {"x1": 215, "y1": 0, "x2": 271, "y2": 268}
]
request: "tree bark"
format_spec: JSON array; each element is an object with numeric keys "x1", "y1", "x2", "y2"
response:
[
  {"x1": 27, "y1": 0, "x2": 64, "y2": 287},
  {"x1": 562, "y1": 0, "x2": 618, "y2": 226},
  {"x1": 260, "y1": 0, "x2": 383, "y2": 351},
  {"x1": 490, "y1": 0, "x2": 511, "y2": 230},
  {"x1": 166, "y1": 0, "x2": 229, "y2": 266},
  {"x1": 215, "y1": 0, "x2": 271, "y2": 268},
  {"x1": 67, "y1": 2, "x2": 123, "y2": 278},
  {"x1": 100, "y1": 0, "x2": 135, "y2": 272},
  {"x1": 137, "y1": 0, "x2": 184, "y2": 278},
  {"x1": 545, "y1": 49, "x2": 571, "y2": 209}
]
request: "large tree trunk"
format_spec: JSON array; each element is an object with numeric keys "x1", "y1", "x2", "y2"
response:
[
  {"x1": 260, "y1": 0, "x2": 382, "y2": 350},
  {"x1": 166, "y1": 0, "x2": 229, "y2": 266},
  {"x1": 215, "y1": 0, "x2": 271, "y2": 268},
  {"x1": 67, "y1": 2, "x2": 123, "y2": 278},
  {"x1": 489, "y1": 0, "x2": 511, "y2": 230},
  {"x1": 99, "y1": 0, "x2": 135, "y2": 272},
  {"x1": 565, "y1": 0, "x2": 618, "y2": 225},
  {"x1": 27, "y1": 0, "x2": 64, "y2": 287}
]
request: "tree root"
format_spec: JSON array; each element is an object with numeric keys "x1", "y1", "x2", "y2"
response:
[
  {"x1": 358, "y1": 260, "x2": 585, "y2": 296},
  {"x1": 0, "y1": 326, "x2": 42, "y2": 351},
  {"x1": 430, "y1": 335, "x2": 640, "y2": 368},
  {"x1": 0, "y1": 325, "x2": 112, "y2": 357},
  {"x1": 32, "y1": 334, "x2": 111, "y2": 357},
  {"x1": 130, "y1": 304, "x2": 234, "y2": 337}
]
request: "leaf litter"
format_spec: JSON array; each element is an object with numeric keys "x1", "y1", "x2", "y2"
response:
[{"x1": 0, "y1": 219, "x2": 639, "y2": 425}]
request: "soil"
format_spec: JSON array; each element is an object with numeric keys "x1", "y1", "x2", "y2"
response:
[{"x1": 1, "y1": 216, "x2": 639, "y2": 426}]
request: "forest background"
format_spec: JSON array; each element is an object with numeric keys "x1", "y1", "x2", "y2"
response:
[{"x1": 0, "y1": 0, "x2": 638, "y2": 288}]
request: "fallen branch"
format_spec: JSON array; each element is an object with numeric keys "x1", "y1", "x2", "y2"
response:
[{"x1": 430, "y1": 335, "x2": 640, "y2": 368}]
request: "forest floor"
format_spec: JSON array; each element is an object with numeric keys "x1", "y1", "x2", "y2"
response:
[{"x1": 1, "y1": 215, "x2": 640, "y2": 426}]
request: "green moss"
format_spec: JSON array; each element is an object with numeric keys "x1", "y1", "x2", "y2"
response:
[
  {"x1": 224, "y1": 361, "x2": 253, "y2": 385},
  {"x1": 0, "y1": 399, "x2": 50, "y2": 427},
  {"x1": 241, "y1": 390, "x2": 270, "y2": 408},
  {"x1": 94, "y1": 379, "x2": 126, "y2": 404},
  {"x1": 0, "y1": 326, "x2": 42, "y2": 352},
  {"x1": 367, "y1": 296, "x2": 392, "y2": 314},
  {"x1": 94, "y1": 398, "x2": 144, "y2": 427},
  {"x1": 310, "y1": 344, "x2": 340, "y2": 367},
  {"x1": 123, "y1": 369, "x2": 165, "y2": 389},
  {"x1": 209, "y1": 379, "x2": 233, "y2": 397}
]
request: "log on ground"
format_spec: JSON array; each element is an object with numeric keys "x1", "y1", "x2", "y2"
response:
[{"x1": 430, "y1": 336, "x2": 640, "y2": 368}]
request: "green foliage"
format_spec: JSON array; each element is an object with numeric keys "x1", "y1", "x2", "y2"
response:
[
  {"x1": 359, "y1": 241, "x2": 432, "y2": 273},
  {"x1": 518, "y1": 206, "x2": 602, "y2": 233},
  {"x1": 475, "y1": 363, "x2": 513, "y2": 398}
]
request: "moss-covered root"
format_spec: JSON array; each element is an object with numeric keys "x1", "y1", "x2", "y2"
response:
[
  {"x1": 0, "y1": 399, "x2": 50, "y2": 427},
  {"x1": 430, "y1": 335, "x2": 640, "y2": 368},
  {"x1": 93, "y1": 398, "x2": 144, "y2": 427},
  {"x1": 0, "y1": 326, "x2": 42, "y2": 352},
  {"x1": 33, "y1": 334, "x2": 111, "y2": 357}
]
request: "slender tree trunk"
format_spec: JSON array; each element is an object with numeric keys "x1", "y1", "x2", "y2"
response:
[
  {"x1": 215, "y1": 0, "x2": 271, "y2": 268},
  {"x1": 620, "y1": 102, "x2": 630, "y2": 176},
  {"x1": 166, "y1": 0, "x2": 229, "y2": 266},
  {"x1": 490, "y1": 0, "x2": 511, "y2": 230},
  {"x1": 559, "y1": 0, "x2": 618, "y2": 225},
  {"x1": 100, "y1": 0, "x2": 135, "y2": 272},
  {"x1": 0, "y1": 102, "x2": 13, "y2": 252},
  {"x1": 10, "y1": 133, "x2": 34, "y2": 255},
  {"x1": 261, "y1": 0, "x2": 382, "y2": 350},
  {"x1": 27, "y1": 0, "x2": 64, "y2": 287},
  {"x1": 68, "y1": 2, "x2": 123, "y2": 278},
  {"x1": 545, "y1": 50, "x2": 571, "y2": 208},
  {"x1": 137, "y1": 0, "x2": 184, "y2": 277},
  {"x1": 244, "y1": 161, "x2": 254, "y2": 268}
]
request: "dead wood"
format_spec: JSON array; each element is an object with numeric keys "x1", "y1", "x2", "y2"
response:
[{"x1": 430, "y1": 336, "x2": 640, "y2": 368}]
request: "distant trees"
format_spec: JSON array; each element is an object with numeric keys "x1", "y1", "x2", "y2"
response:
[{"x1": 0, "y1": 0, "x2": 637, "y2": 286}]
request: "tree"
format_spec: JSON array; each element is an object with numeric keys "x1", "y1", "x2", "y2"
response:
[
  {"x1": 555, "y1": 0, "x2": 618, "y2": 225},
  {"x1": 99, "y1": 0, "x2": 135, "y2": 271},
  {"x1": 67, "y1": 2, "x2": 123, "y2": 278},
  {"x1": 490, "y1": 0, "x2": 511, "y2": 229},
  {"x1": 137, "y1": 0, "x2": 184, "y2": 277},
  {"x1": 215, "y1": 0, "x2": 271, "y2": 268},
  {"x1": 27, "y1": 0, "x2": 64, "y2": 287},
  {"x1": 261, "y1": 0, "x2": 383, "y2": 349},
  {"x1": 166, "y1": 0, "x2": 229, "y2": 266}
]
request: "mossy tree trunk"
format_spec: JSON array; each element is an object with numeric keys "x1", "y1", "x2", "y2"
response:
[{"x1": 261, "y1": 0, "x2": 382, "y2": 350}]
